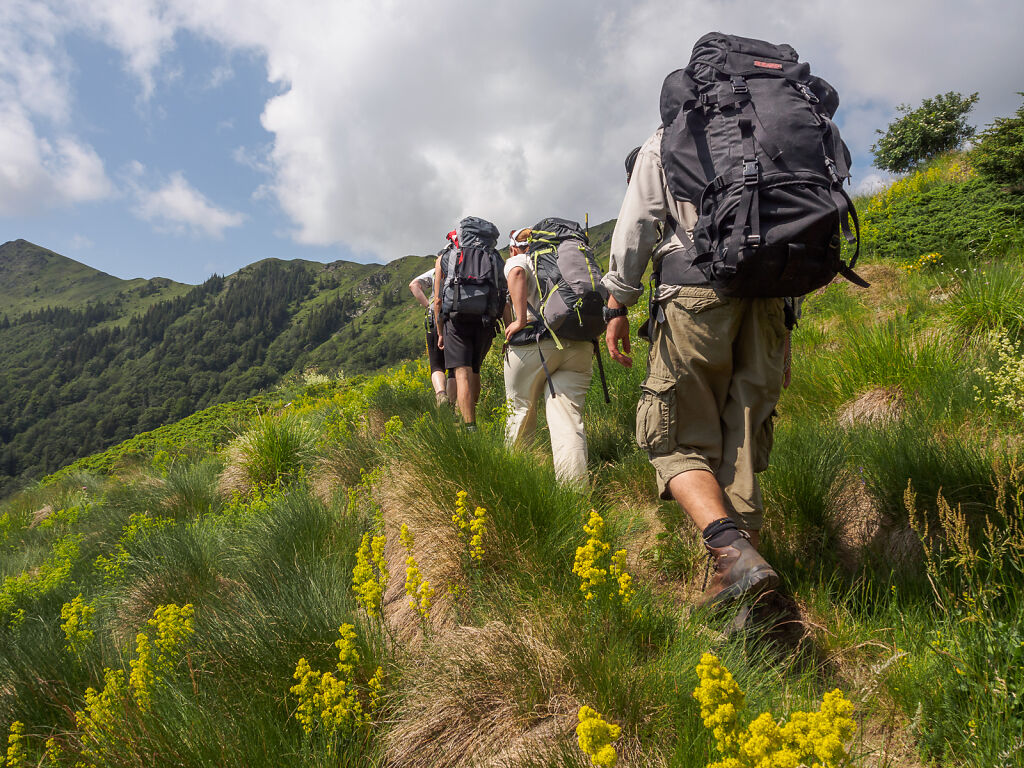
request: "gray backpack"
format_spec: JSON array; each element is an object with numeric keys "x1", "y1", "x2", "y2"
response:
[
  {"x1": 439, "y1": 217, "x2": 506, "y2": 323},
  {"x1": 510, "y1": 217, "x2": 611, "y2": 403},
  {"x1": 659, "y1": 32, "x2": 867, "y2": 296},
  {"x1": 520, "y1": 218, "x2": 608, "y2": 344}
]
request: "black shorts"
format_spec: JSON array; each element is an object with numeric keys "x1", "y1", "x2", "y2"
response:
[
  {"x1": 442, "y1": 318, "x2": 496, "y2": 373},
  {"x1": 425, "y1": 326, "x2": 454, "y2": 377}
]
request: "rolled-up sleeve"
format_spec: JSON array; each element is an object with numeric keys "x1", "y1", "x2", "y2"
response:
[{"x1": 601, "y1": 133, "x2": 670, "y2": 307}]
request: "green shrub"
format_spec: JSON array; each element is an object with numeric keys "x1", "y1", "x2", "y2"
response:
[
  {"x1": 857, "y1": 157, "x2": 1024, "y2": 261},
  {"x1": 872, "y1": 92, "x2": 978, "y2": 173},
  {"x1": 971, "y1": 95, "x2": 1024, "y2": 191}
]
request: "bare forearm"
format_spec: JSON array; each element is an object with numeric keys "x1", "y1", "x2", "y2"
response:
[
  {"x1": 508, "y1": 267, "x2": 528, "y2": 322},
  {"x1": 409, "y1": 280, "x2": 430, "y2": 309}
]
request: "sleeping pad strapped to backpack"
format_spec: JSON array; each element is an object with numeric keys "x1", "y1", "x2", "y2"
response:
[
  {"x1": 440, "y1": 216, "x2": 506, "y2": 323},
  {"x1": 659, "y1": 32, "x2": 868, "y2": 297}
]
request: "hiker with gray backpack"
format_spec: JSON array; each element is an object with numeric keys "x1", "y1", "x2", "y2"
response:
[
  {"x1": 503, "y1": 219, "x2": 609, "y2": 487},
  {"x1": 604, "y1": 33, "x2": 865, "y2": 610},
  {"x1": 433, "y1": 216, "x2": 507, "y2": 430}
]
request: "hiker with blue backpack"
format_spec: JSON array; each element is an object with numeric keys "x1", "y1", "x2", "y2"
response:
[
  {"x1": 502, "y1": 223, "x2": 606, "y2": 487},
  {"x1": 433, "y1": 217, "x2": 507, "y2": 431},
  {"x1": 604, "y1": 33, "x2": 864, "y2": 609}
]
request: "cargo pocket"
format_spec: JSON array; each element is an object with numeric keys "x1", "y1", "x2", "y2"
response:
[
  {"x1": 635, "y1": 375, "x2": 676, "y2": 455},
  {"x1": 753, "y1": 409, "x2": 777, "y2": 473},
  {"x1": 675, "y1": 286, "x2": 727, "y2": 314}
]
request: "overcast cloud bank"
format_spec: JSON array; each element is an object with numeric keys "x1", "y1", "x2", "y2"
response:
[{"x1": 2, "y1": 0, "x2": 1023, "y2": 261}]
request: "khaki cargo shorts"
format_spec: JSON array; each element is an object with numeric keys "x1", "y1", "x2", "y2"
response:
[{"x1": 635, "y1": 286, "x2": 787, "y2": 530}]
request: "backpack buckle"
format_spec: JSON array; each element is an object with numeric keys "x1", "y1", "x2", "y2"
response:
[
  {"x1": 797, "y1": 83, "x2": 819, "y2": 104},
  {"x1": 731, "y1": 77, "x2": 749, "y2": 95},
  {"x1": 825, "y1": 158, "x2": 841, "y2": 184},
  {"x1": 742, "y1": 160, "x2": 760, "y2": 185}
]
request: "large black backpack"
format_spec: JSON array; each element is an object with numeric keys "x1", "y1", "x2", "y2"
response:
[
  {"x1": 525, "y1": 218, "x2": 608, "y2": 345},
  {"x1": 659, "y1": 32, "x2": 867, "y2": 296},
  {"x1": 440, "y1": 216, "x2": 506, "y2": 323}
]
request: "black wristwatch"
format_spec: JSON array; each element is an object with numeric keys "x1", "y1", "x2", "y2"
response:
[{"x1": 603, "y1": 306, "x2": 628, "y2": 322}]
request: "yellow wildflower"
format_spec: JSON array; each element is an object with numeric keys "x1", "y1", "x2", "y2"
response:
[
  {"x1": 290, "y1": 624, "x2": 378, "y2": 738},
  {"x1": 367, "y1": 666, "x2": 385, "y2": 716},
  {"x1": 576, "y1": 705, "x2": 621, "y2": 767},
  {"x1": 129, "y1": 603, "x2": 195, "y2": 712},
  {"x1": 573, "y1": 510, "x2": 611, "y2": 600},
  {"x1": 75, "y1": 668, "x2": 126, "y2": 766},
  {"x1": 469, "y1": 505, "x2": 487, "y2": 562},
  {"x1": 694, "y1": 655, "x2": 856, "y2": 768},
  {"x1": 291, "y1": 657, "x2": 320, "y2": 735},
  {"x1": 335, "y1": 623, "x2": 360, "y2": 678},
  {"x1": 609, "y1": 549, "x2": 634, "y2": 607},
  {"x1": 352, "y1": 533, "x2": 389, "y2": 618},
  {"x1": 400, "y1": 524, "x2": 433, "y2": 620},
  {"x1": 693, "y1": 653, "x2": 745, "y2": 754},
  {"x1": 5, "y1": 720, "x2": 28, "y2": 768},
  {"x1": 452, "y1": 491, "x2": 471, "y2": 539},
  {"x1": 61, "y1": 593, "x2": 96, "y2": 657},
  {"x1": 42, "y1": 736, "x2": 65, "y2": 767}
]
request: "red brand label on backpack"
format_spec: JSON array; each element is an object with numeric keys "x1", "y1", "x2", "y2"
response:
[{"x1": 754, "y1": 60, "x2": 783, "y2": 70}]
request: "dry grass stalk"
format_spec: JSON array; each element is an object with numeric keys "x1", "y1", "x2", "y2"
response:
[
  {"x1": 30, "y1": 504, "x2": 54, "y2": 528},
  {"x1": 831, "y1": 472, "x2": 920, "y2": 572},
  {"x1": 375, "y1": 460, "x2": 466, "y2": 642},
  {"x1": 384, "y1": 620, "x2": 578, "y2": 768},
  {"x1": 217, "y1": 440, "x2": 252, "y2": 498},
  {"x1": 838, "y1": 386, "x2": 906, "y2": 429}
]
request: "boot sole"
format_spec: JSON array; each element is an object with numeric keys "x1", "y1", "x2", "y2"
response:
[{"x1": 704, "y1": 566, "x2": 779, "y2": 609}]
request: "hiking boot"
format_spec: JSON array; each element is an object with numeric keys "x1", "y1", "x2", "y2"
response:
[
  {"x1": 699, "y1": 535, "x2": 779, "y2": 609},
  {"x1": 435, "y1": 390, "x2": 450, "y2": 408}
]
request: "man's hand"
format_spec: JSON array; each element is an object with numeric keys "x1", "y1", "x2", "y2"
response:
[
  {"x1": 504, "y1": 318, "x2": 526, "y2": 342},
  {"x1": 606, "y1": 315, "x2": 632, "y2": 367}
]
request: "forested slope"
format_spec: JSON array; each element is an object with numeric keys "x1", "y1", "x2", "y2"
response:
[{"x1": 0, "y1": 243, "x2": 437, "y2": 497}]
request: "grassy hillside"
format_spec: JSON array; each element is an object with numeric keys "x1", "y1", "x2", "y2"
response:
[
  {"x1": 0, "y1": 241, "x2": 191, "y2": 320},
  {"x1": 0, "y1": 246, "x2": 439, "y2": 498},
  {"x1": 1, "y1": 157, "x2": 1023, "y2": 767}
]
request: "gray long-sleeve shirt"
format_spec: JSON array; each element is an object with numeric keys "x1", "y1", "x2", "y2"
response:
[{"x1": 601, "y1": 128, "x2": 702, "y2": 307}]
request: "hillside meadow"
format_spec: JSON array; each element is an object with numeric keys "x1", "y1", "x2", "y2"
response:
[{"x1": 1, "y1": 155, "x2": 1023, "y2": 767}]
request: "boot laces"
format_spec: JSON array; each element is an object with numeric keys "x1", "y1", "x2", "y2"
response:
[{"x1": 700, "y1": 529, "x2": 752, "y2": 591}]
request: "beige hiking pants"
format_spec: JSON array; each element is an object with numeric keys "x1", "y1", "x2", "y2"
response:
[
  {"x1": 504, "y1": 338, "x2": 593, "y2": 486},
  {"x1": 636, "y1": 287, "x2": 787, "y2": 530}
]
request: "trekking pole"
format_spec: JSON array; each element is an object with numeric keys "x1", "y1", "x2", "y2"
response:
[
  {"x1": 536, "y1": 340, "x2": 557, "y2": 398},
  {"x1": 592, "y1": 340, "x2": 611, "y2": 404}
]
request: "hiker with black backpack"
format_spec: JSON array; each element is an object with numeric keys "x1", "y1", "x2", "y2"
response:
[
  {"x1": 502, "y1": 223, "x2": 606, "y2": 487},
  {"x1": 409, "y1": 260, "x2": 457, "y2": 408},
  {"x1": 433, "y1": 217, "x2": 507, "y2": 431},
  {"x1": 603, "y1": 33, "x2": 864, "y2": 610}
]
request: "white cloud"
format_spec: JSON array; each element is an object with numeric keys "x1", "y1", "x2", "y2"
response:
[
  {"x1": 153, "y1": 0, "x2": 1024, "y2": 256},
  {"x1": 6, "y1": 0, "x2": 1024, "y2": 257},
  {"x1": 852, "y1": 173, "x2": 893, "y2": 199},
  {"x1": 0, "y1": 0, "x2": 115, "y2": 215},
  {"x1": 66, "y1": 0, "x2": 177, "y2": 100},
  {"x1": 0, "y1": 103, "x2": 113, "y2": 215},
  {"x1": 131, "y1": 171, "x2": 245, "y2": 238}
]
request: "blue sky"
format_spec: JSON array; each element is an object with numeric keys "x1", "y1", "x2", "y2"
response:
[{"x1": 2, "y1": 0, "x2": 1023, "y2": 285}]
